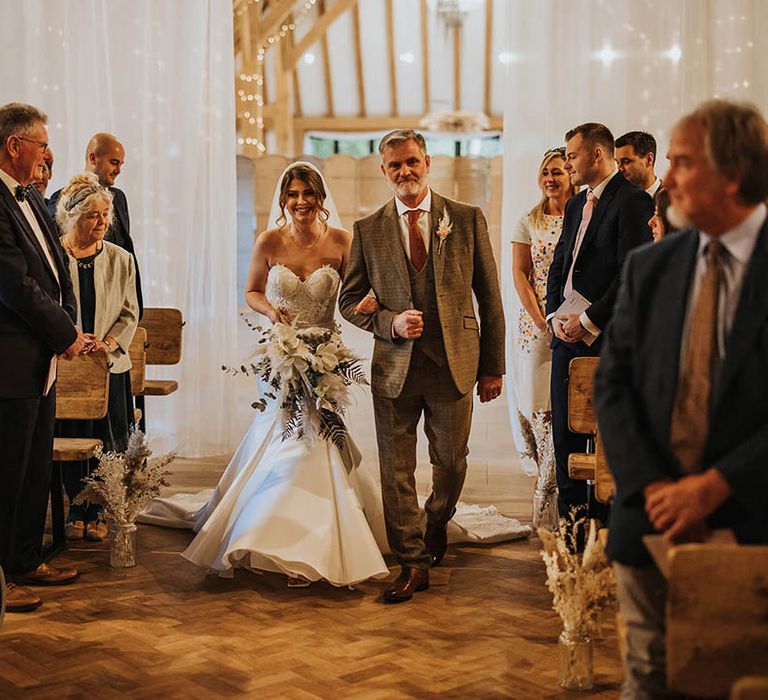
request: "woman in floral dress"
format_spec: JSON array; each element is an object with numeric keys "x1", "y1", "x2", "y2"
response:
[{"x1": 511, "y1": 148, "x2": 574, "y2": 528}]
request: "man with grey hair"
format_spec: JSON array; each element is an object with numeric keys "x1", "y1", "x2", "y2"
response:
[
  {"x1": 49, "y1": 132, "x2": 143, "y2": 316},
  {"x1": 339, "y1": 129, "x2": 505, "y2": 603},
  {"x1": 0, "y1": 102, "x2": 87, "y2": 613},
  {"x1": 595, "y1": 99, "x2": 768, "y2": 698}
]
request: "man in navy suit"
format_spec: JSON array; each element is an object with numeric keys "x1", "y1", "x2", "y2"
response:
[
  {"x1": 0, "y1": 103, "x2": 87, "y2": 612},
  {"x1": 595, "y1": 99, "x2": 768, "y2": 699},
  {"x1": 49, "y1": 132, "x2": 143, "y2": 316},
  {"x1": 546, "y1": 122, "x2": 653, "y2": 518}
]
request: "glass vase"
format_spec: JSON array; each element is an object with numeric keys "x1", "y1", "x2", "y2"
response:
[
  {"x1": 109, "y1": 521, "x2": 137, "y2": 568},
  {"x1": 558, "y1": 627, "x2": 594, "y2": 690},
  {"x1": 533, "y1": 487, "x2": 559, "y2": 530}
]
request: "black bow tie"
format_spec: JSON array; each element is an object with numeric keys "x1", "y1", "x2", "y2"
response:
[{"x1": 15, "y1": 184, "x2": 33, "y2": 202}]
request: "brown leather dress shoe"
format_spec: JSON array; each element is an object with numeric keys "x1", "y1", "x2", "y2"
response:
[
  {"x1": 382, "y1": 567, "x2": 429, "y2": 604},
  {"x1": 425, "y1": 522, "x2": 448, "y2": 567},
  {"x1": 5, "y1": 582, "x2": 42, "y2": 612},
  {"x1": 12, "y1": 562, "x2": 79, "y2": 587},
  {"x1": 65, "y1": 520, "x2": 85, "y2": 541},
  {"x1": 85, "y1": 521, "x2": 108, "y2": 542}
]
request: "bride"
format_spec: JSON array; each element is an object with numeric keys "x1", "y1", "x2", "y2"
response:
[{"x1": 155, "y1": 162, "x2": 389, "y2": 587}]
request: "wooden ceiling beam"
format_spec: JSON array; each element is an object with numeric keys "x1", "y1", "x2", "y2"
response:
[
  {"x1": 453, "y1": 24, "x2": 461, "y2": 111},
  {"x1": 294, "y1": 116, "x2": 503, "y2": 130},
  {"x1": 255, "y1": 0, "x2": 296, "y2": 45},
  {"x1": 352, "y1": 1, "x2": 366, "y2": 117},
  {"x1": 484, "y1": 0, "x2": 493, "y2": 116},
  {"x1": 385, "y1": 0, "x2": 398, "y2": 117},
  {"x1": 318, "y1": 0, "x2": 335, "y2": 117},
  {"x1": 288, "y1": 0, "x2": 358, "y2": 68},
  {"x1": 421, "y1": 0, "x2": 430, "y2": 114}
]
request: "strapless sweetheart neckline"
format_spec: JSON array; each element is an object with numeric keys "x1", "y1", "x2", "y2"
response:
[{"x1": 270, "y1": 263, "x2": 340, "y2": 284}]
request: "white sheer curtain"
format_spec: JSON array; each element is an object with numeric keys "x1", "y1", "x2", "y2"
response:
[
  {"x1": 499, "y1": 0, "x2": 768, "y2": 470},
  {"x1": 0, "y1": 1, "x2": 239, "y2": 456}
]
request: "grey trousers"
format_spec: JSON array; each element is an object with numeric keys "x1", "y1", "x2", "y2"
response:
[
  {"x1": 373, "y1": 355, "x2": 473, "y2": 571},
  {"x1": 614, "y1": 562, "x2": 682, "y2": 700}
]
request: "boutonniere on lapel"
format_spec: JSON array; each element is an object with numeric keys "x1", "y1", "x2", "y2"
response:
[{"x1": 436, "y1": 208, "x2": 452, "y2": 256}]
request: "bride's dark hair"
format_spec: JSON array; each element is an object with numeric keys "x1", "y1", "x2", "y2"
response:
[{"x1": 275, "y1": 164, "x2": 331, "y2": 229}]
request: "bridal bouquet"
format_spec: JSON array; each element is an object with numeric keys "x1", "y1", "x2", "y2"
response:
[
  {"x1": 74, "y1": 430, "x2": 175, "y2": 524},
  {"x1": 538, "y1": 515, "x2": 616, "y2": 635},
  {"x1": 224, "y1": 317, "x2": 367, "y2": 449}
]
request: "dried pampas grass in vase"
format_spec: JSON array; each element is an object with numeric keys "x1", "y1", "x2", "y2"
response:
[
  {"x1": 539, "y1": 513, "x2": 617, "y2": 690},
  {"x1": 75, "y1": 430, "x2": 174, "y2": 567}
]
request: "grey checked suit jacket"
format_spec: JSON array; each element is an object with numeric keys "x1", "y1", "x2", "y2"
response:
[{"x1": 339, "y1": 191, "x2": 505, "y2": 398}]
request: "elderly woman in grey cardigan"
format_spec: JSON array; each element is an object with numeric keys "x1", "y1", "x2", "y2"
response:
[{"x1": 55, "y1": 173, "x2": 139, "y2": 542}]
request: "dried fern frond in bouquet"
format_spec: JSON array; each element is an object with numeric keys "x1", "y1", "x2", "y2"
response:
[{"x1": 74, "y1": 430, "x2": 174, "y2": 524}]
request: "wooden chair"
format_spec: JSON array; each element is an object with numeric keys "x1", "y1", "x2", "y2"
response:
[
  {"x1": 730, "y1": 676, "x2": 768, "y2": 700},
  {"x1": 566, "y1": 357, "x2": 614, "y2": 503},
  {"x1": 135, "y1": 307, "x2": 183, "y2": 433},
  {"x1": 48, "y1": 351, "x2": 110, "y2": 558},
  {"x1": 128, "y1": 327, "x2": 147, "y2": 425},
  {"x1": 666, "y1": 544, "x2": 768, "y2": 698}
]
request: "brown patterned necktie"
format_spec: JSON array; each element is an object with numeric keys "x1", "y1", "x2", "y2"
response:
[
  {"x1": 669, "y1": 239, "x2": 723, "y2": 473},
  {"x1": 406, "y1": 209, "x2": 427, "y2": 272}
]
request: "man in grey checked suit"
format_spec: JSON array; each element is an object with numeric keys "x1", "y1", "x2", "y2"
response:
[{"x1": 339, "y1": 129, "x2": 505, "y2": 603}]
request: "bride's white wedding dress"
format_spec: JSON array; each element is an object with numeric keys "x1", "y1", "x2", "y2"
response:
[
  {"x1": 140, "y1": 263, "x2": 532, "y2": 585},
  {"x1": 160, "y1": 264, "x2": 389, "y2": 585}
]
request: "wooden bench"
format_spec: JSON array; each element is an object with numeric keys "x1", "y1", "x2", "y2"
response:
[
  {"x1": 48, "y1": 351, "x2": 110, "y2": 558},
  {"x1": 667, "y1": 544, "x2": 768, "y2": 698},
  {"x1": 135, "y1": 308, "x2": 183, "y2": 433},
  {"x1": 566, "y1": 357, "x2": 614, "y2": 503}
]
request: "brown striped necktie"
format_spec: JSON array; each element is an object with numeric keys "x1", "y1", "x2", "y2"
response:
[{"x1": 669, "y1": 239, "x2": 723, "y2": 473}]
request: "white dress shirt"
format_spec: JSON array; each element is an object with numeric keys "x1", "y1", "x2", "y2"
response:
[
  {"x1": 395, "y1": 188, "x2": 432, "y2": 261},
  {"x1": 0, "y1": 167, "x2": 61, "y2": 394},
  {"x1": 646, "y1": 177, "x2": 661, "y2": 198},
  {"x1": 681, "y1": 202, "x2": 766, "y2": 374}
]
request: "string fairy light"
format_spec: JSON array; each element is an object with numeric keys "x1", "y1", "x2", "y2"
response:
[{"x1": 234, "y1": 0, "x2": 318, "y2": 153}]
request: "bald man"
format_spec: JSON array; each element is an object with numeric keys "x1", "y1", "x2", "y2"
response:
[{"x1": 48, "y1": 133, "x2": 143, "y2": 315}]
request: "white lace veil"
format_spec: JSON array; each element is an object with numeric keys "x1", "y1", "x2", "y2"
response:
[{"x1": 266, "y1": 160, "x2": 342, "y2": 230}]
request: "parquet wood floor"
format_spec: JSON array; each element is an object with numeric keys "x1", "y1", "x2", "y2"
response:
[{"x1": 0, "y1": 457, "x2": 622, "y2": 699}]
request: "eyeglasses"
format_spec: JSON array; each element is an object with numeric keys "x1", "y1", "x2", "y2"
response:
[
  {"x1": 16, "y1": 136, "x2": 49, "y2": 153},
  {"x1": 545, "y1": 147, "x2": 566, "y2": 156}
]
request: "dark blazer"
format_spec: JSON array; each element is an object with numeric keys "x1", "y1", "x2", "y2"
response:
[
  {"x1": 595, "y1": 222, "x2": 768, "y2": 566},
  {"x1": 49, "y1": 185, "x2": 143, "y2": 316},
  {"x1": 546, "y1": 173, "x2": 653, "y2": 336},
  {"x1": 0, "y1": 184, "x2": 78, "y2": 398}
]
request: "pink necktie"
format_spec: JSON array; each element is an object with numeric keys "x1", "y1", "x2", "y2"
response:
[{"x1": 564, "y1": 191, "x2": 597, "y2": 296}]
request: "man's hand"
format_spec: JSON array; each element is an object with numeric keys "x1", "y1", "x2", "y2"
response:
[
  {"x1": 477, "y1": 375, "x2": 502, "y2": 403},
  {"x1": 556, "y1": 313, "x2": 588, "y2": 342},
  {"x1": 60, "y1": 330, "x2": 89, "y2": 360},
  {"x1": 393, "y1": 309, "x2": 424, "y2": 339},
  {"x1": 645, "y1": 469, "x2": 732, "y2": 542},
  {"x1": 354, "y1": 294, "x2": 379, "y2": 315}
]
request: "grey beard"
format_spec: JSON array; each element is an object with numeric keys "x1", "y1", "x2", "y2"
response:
[{"x1": 667, "y1": 204, "x2": 693, "y2": 230}]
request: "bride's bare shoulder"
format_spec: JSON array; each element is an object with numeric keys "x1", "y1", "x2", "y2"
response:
[
  {"x1": 254, "y1": 227, "x2": 287, "y2": 252},
  {"x1": 326, "y1": 225, "x2": 352, "y2": 246}
]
